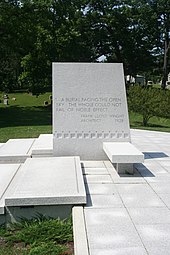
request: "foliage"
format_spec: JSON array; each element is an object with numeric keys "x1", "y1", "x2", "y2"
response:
[
  {"x1": 29, "y1": 242, "x2": 66, "y2": 255},
  {"x1": 128, "y1": 85, "x2": 170, "y2": 126},
  {"x1": 129, "y1": 111, "x2": 170, "y2": 132},
  {"x1": 0, "y1": 216, "x2": 73, "y2": 255},
  {"x1": 84, "y1": 0, "x2": 156, "y2": 76},
  {"x1": 0, "y1": 0, "x2": 169, "y2": 93},
  {"x1": 136, "y1": 0, "x2": 170, "y2": 89}
]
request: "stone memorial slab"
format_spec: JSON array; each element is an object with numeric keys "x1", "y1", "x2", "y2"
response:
[
  {"x1": 0, "y1": 139, "x2": 35, "y2": 163},
  {"x1": 0, "y1": 164, "x2": 20, "y2": 214},
  {"x1": 30, "y1": 134, "x2": 53, "y2": 157},
  {"x1": 5, "y1": 157, "x2": 86, "y2": 206},
  {"x1": 53, "y1": 63, "x2": 130, "y2": 160}
]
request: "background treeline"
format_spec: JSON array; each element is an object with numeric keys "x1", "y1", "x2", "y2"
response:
[{"x1": 0, "y1": 0, "x2": 169, "y2": 94}]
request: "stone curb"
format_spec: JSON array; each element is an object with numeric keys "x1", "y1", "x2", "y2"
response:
[{"x1": 72, "y1": 206, "x2": 89, "y2": 255}]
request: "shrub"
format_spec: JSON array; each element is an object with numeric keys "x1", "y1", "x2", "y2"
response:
[
  {"x1": 128, "y1": 85, "x2": 170, "y2": 126},
  {"x1": 0, "y1": 217, "x2": 73, "y2": 255}
]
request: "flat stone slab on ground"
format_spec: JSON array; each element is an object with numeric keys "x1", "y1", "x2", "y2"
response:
[
  {"x1": 30, "y1": 134, "x2": 53, "y2": 156},
  {"x1": 86, "y1": 219, "x2": 143, "y2": 250},
  {"x1": 5, "y1": 156, "x2": 86, "y2": 206},
  {"x1": 90, "y1": 247, "x2": 148, "y2": 255},
  {"x1": 85, "y1": 183, "x2": 118, "y2": 195},
  {"x1": 81, "y1": 161, "x2": 106, "y2": 168},
  {"x1": 84, "y1": 174, "x2": 113, "y2": 184},
  {"x1": 149, "y1": 182, "x2": 170, "y2": 194},
  {"x1": 0, "y1": 139, "x2": 35, "y2": 163},
  {"x1": 85, "y1": 208, "x2": 132, "y2": 225},
  {"x1": 0, "y1": 164, "x2": 21, "y2": 214},
  {"x1": 136, "y1": 224, "x2": 170, "y2": 255},
  {"x1": 86, "y1": 194, "x2": 123, "y2": 208},
  {"x1": 79, "y1": 130, "x2": 170, "y2": 255},
  {"x1": 128, "y1": 207, "x2": 170, "y2": 225}
]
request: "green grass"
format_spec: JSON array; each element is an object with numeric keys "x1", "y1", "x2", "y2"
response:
[
  {"x1": 0, "y1": 217, "x2": 73, "y2": 255},
  {"x1": 129, "y1": 111, "x2": 170, "y2": 132},
  {"x1": 0, "y1": 92, "x2": 52, "y2": 142},
  {"x1": 0, "y1": 92, "x2": 169, "y2": 143}
]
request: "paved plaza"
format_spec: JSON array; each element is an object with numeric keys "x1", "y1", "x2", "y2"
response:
[{"x1": 82, "y1": 129, "x2": 170, "y2": 255}]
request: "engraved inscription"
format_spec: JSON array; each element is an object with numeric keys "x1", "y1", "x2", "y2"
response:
[{"x1": 55, "y1": 96, "x2": 125, "y2": 124}]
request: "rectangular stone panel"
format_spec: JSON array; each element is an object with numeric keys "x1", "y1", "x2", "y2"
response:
[
  {"x1": 53, "y1": 63, "x2": 130, "y2": 160},
  {"x1": 0, "y1": 164, "x2": 21, "y2": 214},
  {"x1": 5, "y1": 157, "x2": 86, "y2": 206}
]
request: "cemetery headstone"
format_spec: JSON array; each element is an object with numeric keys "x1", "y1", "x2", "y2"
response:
[
  {"x1": 53, "y1": 63, "x2": 130, "y2": 160},
  {"x1": 4, "y1": 99, "x2": 8, "y2": 105},
  {"x1": 3, "y1": 94, "x2": 9, "y2": 105}
]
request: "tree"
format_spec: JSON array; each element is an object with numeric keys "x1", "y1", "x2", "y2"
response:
[
  {"x1": 128, "y1": 85, "x2": 170, "y2": 126},
  {"x1": 0, "y1": 0, "x2": 169, "y2": 93},
  {"x1": 1, "y1": 0, "x2": 95, "y2": 93},
  {"x1": 155, "y1": 0, "x2": 170, "y2": 89},
  {"x1": 17, "y1": 0, "x2": 96, "y2": 93},
  {"x1": 84, "y1": 0, "x2": 157, "y2": 76},
  {"x1": 136, "y1": 0, "x2": 170, "y2": 88},
  {"x1": 0, "y1": 0, "x2": 21, "y2": 91}
]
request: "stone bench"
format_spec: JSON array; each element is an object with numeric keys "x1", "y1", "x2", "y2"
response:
[{"x1": 103, "y1": 142, "x2": 144, "y2": 174}]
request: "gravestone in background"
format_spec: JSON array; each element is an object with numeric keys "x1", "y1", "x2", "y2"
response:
[{"x1": 53, "y1": 63, "x2": 130, "y2": 160}]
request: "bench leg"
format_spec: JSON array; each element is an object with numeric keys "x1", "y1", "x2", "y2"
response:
[{"x1": 116, "y1": 163, "x2": 134, "y2": 174}]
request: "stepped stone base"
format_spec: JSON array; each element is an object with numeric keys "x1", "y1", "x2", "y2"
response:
[
  {"x1": 30, "y1": 134, "x2": 53, "y2": 157},
  {"x1": 0, "y1": 139, "x2": 35, "y2": 163}
]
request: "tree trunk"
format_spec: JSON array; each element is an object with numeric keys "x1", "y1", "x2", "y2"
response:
[
  {"x1": 143, "y1": 115, "x2": 149, "y2": 126},
  {"x1": 161, "y1": 31, "x2": 169, "y2": 89}
]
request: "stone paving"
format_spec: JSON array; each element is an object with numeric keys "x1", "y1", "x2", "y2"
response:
[{"x1": 82, "y1": 129, "x2": 170, "y2": 255}]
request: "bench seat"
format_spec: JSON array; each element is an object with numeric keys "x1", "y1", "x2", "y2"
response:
[{"x1": 103, "y1": 142, "x2": 144, "y2": 174}]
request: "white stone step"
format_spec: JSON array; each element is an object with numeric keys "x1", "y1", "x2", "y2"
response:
[
  {"x1": 30, "y1": 134, "x2": 53, "y2": 157},
  {"x1": 0, "y1": 164, "x2": 21, "y2": 214},
  {"x1": 5, "y1": 156, "x2": 86, "y2": 206},
  {"x1": 0, "y1": 139, "x2": 35, "y2": 163}
]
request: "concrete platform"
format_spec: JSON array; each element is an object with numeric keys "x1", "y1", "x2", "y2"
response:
[
  {"x1": 5, "y1": 157, "x2": 86, "y2": 206},
  {"x1": 30, "y1": 134, "x2": 53, "y2": 157},
  {"x1": 0, "y1": 139, "x2": 35, "y2": 163},
  {"x1": 0, "y1": 129, "x2": 170, "y2": 254},
  {"x1": 80, "y1": 129, "x2": 170, "y2": 255},
  {"x1": 0, "y1": 164, "x2": 21, "y2": 215}
]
